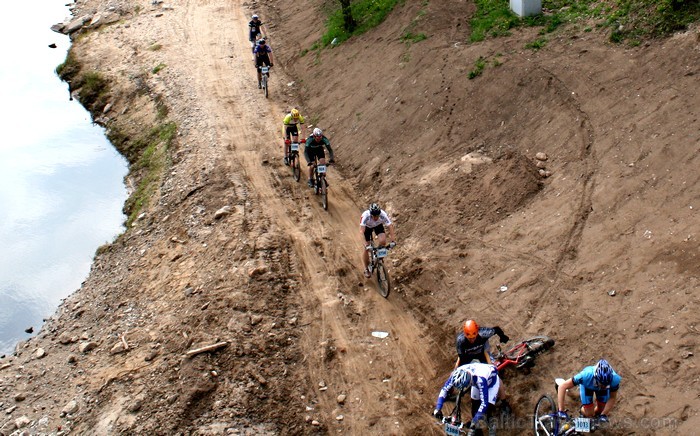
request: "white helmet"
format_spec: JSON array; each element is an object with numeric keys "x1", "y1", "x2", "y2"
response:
[
  {"x1": 451, "y1": 366, "x2": 472, "y2": 389},
  {"x1": 252, "y1": 14, "x2": 259, "y2": 19},
  {"x1": 312, "y1": 127, "x2": 323, "y2": 137}
]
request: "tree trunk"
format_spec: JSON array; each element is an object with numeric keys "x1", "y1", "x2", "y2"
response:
[{"x1": 338, "y1": 0, "x2": 356, "y2": 33}]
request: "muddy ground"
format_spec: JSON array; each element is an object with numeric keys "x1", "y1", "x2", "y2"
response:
[{"x1": 0, "y1": 0, "x2": 698, "y2": 435}]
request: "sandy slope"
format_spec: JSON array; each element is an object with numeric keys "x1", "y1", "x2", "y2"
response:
[{"x1": 0, "y1": 0, "x2": 698, "y2": 435}]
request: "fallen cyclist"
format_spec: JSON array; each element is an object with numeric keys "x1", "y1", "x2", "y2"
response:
[{"x1": 433, "y1": 363, "x2": 502, "y2": 436}]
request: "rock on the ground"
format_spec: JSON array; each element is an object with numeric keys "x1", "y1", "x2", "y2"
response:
[
  {"x1": 61, "y1": 400, "x2": 79, "y2": 416},
  {"x1": 79, "y1": 341, "x2": 98, "y2": 353}
]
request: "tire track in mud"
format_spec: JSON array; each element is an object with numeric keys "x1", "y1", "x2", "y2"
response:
[{"x1": 178, "y1": 0, "x2": 438, "y2": 432}]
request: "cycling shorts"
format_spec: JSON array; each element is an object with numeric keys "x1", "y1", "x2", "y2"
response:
[
  {"x1": 285, "y1": 125, "x2": 299, "y2": 138},
  {"x1": 579, "y1": 386, "x2": 610, "y2": 405},
  {"x1": 305, "y1": 146, "x2": 325, "y2": 164},
  {"x1": 364, "y1": 224, "x2": 386, "y2": 242}
]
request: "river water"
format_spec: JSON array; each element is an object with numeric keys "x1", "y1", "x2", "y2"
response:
[{"x1": 0, "y1": 2, "x2": 128, "y2": 355}]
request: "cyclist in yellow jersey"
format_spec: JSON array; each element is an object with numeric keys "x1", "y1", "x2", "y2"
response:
[{"x1": 282, "y1": 108, "x2": 305, "y2": 165}]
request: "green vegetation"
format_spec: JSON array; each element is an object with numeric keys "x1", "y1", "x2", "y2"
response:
[
  {"x1": 468, "y1": 57, "x2": 487, "y2": 79},
  {"x1": 148, "y1": 43, "x2": 163, "y2": 51},
  {"x1": 469, "y1": 0, "x2": 700, "y2": 45},
  {"x1": 525, "y1": 36, "x2": 548, "y2": 50},
  {"x1": 321, "y1": 0, "x2": 404, "y2": 46},
  {"x1": 400, "y1": 32, "x2": 427, "y2": 43},
  {"x1": 152, "y1": 63, "x2": 166, "y2": 74},
  {"x1": 124, "y1": 121, "x2": 176, "y2": 226}
]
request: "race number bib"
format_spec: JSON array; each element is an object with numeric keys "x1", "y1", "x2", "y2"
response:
[{"x1": 317, "y1": 164, "x2": 326, "y2": 174}]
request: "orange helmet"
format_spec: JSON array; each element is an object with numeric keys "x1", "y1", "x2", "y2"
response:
[{"x1": 463, "y1": 320, "x2": 479, "y2": 340}]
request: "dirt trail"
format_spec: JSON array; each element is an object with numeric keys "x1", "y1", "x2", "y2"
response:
[{"x1": 178, "y1": 0, "x2": 437, "y2": 432}]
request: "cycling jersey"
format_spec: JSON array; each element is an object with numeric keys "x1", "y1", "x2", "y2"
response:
[
  {"x1": 283, "y1": 113, "x2": 305, "y2": 126},
  {"x1": 455, "y1": 327, "x2": 497, "y2": 364},
  {"x1": 436, "y1": 363, "x2": 500, "y2": 414},
  {"x1": 572, "y1": 365, "x2": 621, "y2": 404},
  {"x1": 249, "y1": 19, "x2": 263, "y2": 35},
  {"x1": 360, "y1": 210, "x2": 392, "y2": 229}
]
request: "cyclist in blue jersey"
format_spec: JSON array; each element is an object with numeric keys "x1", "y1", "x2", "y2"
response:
[
  {"x1": 556, "y1": 359, "x2": 621, "y2": 423},
  {"x1": 455, "y1": 319, "x2": 509, "y2": 368},
  {"x1": 433, "y1": 363, "x2": 500, "y2": 435},
  {"x1": 360, "y1": 203, "x2": 396, "y2": 278}
]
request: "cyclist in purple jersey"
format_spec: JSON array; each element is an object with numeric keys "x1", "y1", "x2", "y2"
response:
[{"x1": 253, "y1": 38, "x2": 274, "y2": 88}]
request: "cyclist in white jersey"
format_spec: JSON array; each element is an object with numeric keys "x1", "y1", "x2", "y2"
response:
[{"x1": 360, "y1": 203, "x2": 396, "y2": 278}]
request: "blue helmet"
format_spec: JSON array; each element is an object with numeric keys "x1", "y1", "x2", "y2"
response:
[
  {"x1": 451, "y1": 367, "x2": 472, "y2": 389},
  {"x1": 594, "y1": 359, "x2": 613, "y2": 386}
]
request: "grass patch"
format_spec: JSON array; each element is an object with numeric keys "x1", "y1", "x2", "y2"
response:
[
  {"x1": 152, "y1": 63, "x2": 166, "y2": 74},
  {"x1": 468, "y1": 0, "x2": 700, "y2": 45},
  {"x1": 124, "y1": 121, "x2": 176, "y2": 226},
  {"x1": 468, "y1": 56, "x2": 487, "y2": 79},
  {"x1": 525, "y1": 36, "x2": 548, "y2": 49},
  {"x1": 470, "y1": 0, "x2": 520, "y2": 42},
  {"x1": 320, "y1": 0, "x2": 404, "y2": 47},
  {"x1": 148, "y1": 43, "x2": 163, "y2": 51},
  {"x1": 400, "y1": 32, "x2": 427, "y2": 43}
]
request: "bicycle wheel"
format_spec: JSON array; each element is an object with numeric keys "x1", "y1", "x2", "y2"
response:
[
  {"x1": 533, "y1": 395, "x2": 557, "y2": 436},
  {"x1": 292, "y1": 154, "x2": 300, "y2": 182},
  {"x1": 321, "y1": 176, "x2": 328, "y2": 210},
  {"x1": 506, "y1": 336, "x2": 555, "y2": 368},
  {"x1": 375, "y1": 261, "x2": 390, "y2": 298},
  {"x1": 262, "y1": 75, "x2": 268, "y2": 98}
]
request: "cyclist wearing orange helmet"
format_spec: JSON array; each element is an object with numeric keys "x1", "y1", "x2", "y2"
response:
[{"x1": 455, "y1": 319, "x2": 509, "y2": 368}]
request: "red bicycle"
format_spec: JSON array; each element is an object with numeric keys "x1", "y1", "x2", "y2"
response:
[{"x1": 493, "y1": 336, "x2": 554, "y2": 372}]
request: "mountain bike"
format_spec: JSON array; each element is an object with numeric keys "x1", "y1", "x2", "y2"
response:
[
  {"x1": 534, "y1": 382, "x2": 606, "y2": 435},
  {"x1": 310, "y1": 158, "x2": 330, "y2": 210},
  {"x1": 493, "y1": 336, "x2": 555, "y2": 372},
  {"x1": 365, "y1": 242, "x2": 395, "y2": 298},
  {"x1": 434, "y1": 387, "x2": 471, "y2": 435},
  {"x1": 284, "y1": 138, "x2": 304, "y2": 182},
  {"x1": 260, "y1": 65, "x2": 270, "y2": 98},
  {"x1": 434, "y1": 387, "x2": 506, "y2": 436}
]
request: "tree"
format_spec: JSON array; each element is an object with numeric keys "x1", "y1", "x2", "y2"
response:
[{"x1": 338, "y1": 0, "x2": 356, "y2": 33}]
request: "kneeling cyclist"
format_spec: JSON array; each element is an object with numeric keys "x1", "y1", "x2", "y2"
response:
[
  {"x1": 556, "y1": 359, "x2": 621, "y2": 424},
  {"x1": 304, "y1": 127, "x2": 334, "y2": 188}
]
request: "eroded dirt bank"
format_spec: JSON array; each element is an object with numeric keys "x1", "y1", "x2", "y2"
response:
[{"x1": 0, "y1": 0, "x2": 698, "y2": 435}]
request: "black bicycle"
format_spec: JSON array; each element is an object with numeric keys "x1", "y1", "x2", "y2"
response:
[
  {"x1": 365, "y1": 242, "x2": 395, "y2": 298},
  {"x1": 311, "y1": 158, "x2": 330, "y2": 210},
  {"x1": 285, "y1": 138, "x2": 303, "y2": 182}
]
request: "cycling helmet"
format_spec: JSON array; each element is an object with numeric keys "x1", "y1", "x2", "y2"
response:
[
  {"x1": 291, "y1": 108, "x2": 300, "y2": 119},
  {"x1": 258, "y1": 38, "x2": 266, "y2": 45},
  {"x1": 252, "y1": 14, "x2": 259, "y2": 19},
  {"x1": 312, "y1": 127, "x2": 323, "y2": 137},
  {"x1": 369, "y1": 203, "x2": 381, "y2": 216},
  {"x1": 452, "y1": 366, "x2": 472, "y2": 389},
  {"x1": 594, "y1": 359, "x2": 613, "y2": 386},
  {"x1": 463, "y1": 320, "x2": 479, "y2": 339}
]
